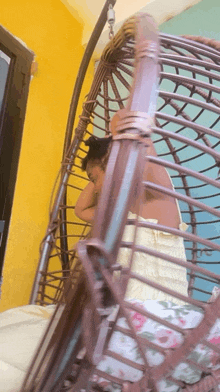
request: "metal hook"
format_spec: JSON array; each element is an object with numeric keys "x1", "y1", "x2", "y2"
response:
[{"x1": 107, "y1": 3, "x2": 115, "y2": 40}]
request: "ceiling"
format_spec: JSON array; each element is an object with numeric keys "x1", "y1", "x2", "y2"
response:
[
  {"x1": 61, "y1": 0, "x2": 202, "y2": 54},
  {"x1": 61, "y1": 0, "x2": 152, "y2": 29}
]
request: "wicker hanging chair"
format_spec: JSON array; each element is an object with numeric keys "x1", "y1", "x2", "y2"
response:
[{"x1": 23, "y1": 9, "x2": 220, "y2": 392}]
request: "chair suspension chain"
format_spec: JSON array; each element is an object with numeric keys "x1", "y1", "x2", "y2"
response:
[{"x1": 107, "y1": 3, "x2": 115, "y2": 40}]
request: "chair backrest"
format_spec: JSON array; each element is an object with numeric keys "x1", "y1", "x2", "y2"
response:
[
  {"x1": 31, "y1": 13, "x2": 220, "y2": 307},
  {"x1": 24, "y1": 13, "x2": 220, "y2": 392}
]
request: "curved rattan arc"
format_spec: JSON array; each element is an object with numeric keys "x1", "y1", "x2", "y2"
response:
[
  {"x1": 26, "y1": 12, "x2": 220, "y2": 392},
  {"x1": 32, "y1": 28, "x2": 220, "y2": 304}
]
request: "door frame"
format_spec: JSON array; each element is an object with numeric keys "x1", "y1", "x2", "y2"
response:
[{"x1": 0, "y1": 26, "x2": 34, "y2": 277}]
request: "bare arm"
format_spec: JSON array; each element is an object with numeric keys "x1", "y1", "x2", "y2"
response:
[
  {"x1": 140, "y1": 138, "x2": 181, "y2": 228},
  {"x1": 143, "y1": 138, "x2": 174, "y2": 199},
  {"x1": 110, "y1": 109, "x2": 173, "y2": 198},
  {"x1": 75, "y1": 182, "x2": 98, "y2": 223},
  {"x1": 110, "y1": 110, "x2": 181, "y2": 227}
]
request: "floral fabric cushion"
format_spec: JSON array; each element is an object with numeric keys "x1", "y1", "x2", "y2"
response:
[
  {"x1": 95, "y1": 299, "x2": 220, "y2": 391},
  {"x1": 1, "y1": 301, "x2": 220, "y2": 392}
]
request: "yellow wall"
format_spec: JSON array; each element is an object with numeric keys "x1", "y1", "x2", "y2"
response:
[{"x1": 0, "y1": 0, "x2": 94, "y2": 311}]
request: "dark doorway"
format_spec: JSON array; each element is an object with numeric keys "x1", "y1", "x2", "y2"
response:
[{"x1": 0, "y1": 26, "x2": 34, "y2": 279}]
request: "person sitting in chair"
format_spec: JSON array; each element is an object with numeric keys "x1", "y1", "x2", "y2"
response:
[{"x1": 75, "y1": 109, "x2": 188, "y2": 303}]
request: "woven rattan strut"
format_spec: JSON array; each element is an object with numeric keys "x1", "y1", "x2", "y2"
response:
[{"x1": 25, "y1": 9, "x2": 220, "y2": 392}]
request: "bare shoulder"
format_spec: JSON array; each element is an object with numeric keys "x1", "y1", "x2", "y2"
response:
[{"x1": 143, "y1": 138, "x2": 173, "y2": 191}]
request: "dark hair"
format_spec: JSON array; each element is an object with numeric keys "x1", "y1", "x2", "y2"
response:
[{"x1": 82, "y1": 135, "x2": 112, "y2": 171}]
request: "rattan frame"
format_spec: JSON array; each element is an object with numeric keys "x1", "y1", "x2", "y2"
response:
[{"x1": 25, "y1": 11, "x2": 220, "y2": 392}]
